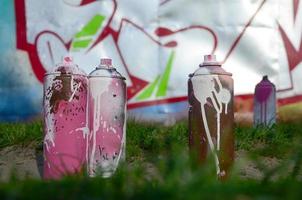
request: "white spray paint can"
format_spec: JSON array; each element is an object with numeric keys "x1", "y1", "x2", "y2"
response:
[
  {"x1": 188, "y1": 55, "x2": 234, "y2": 179},
  {"x1": 88, "y1": 58, "x2": 127, "y2": 177}
]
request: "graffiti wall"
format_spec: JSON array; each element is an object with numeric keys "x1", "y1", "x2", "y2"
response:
[{"x1": 0, "y1": 0, "x2": 302, "y2": 122}]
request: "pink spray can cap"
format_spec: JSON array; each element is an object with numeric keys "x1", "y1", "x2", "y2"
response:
[
  {"x1": 62, "y1": 55, "x2": 74, "y2": 65},
  {"x1": 204, "y1": 55, "x2": 216, "y2": 62},
  {"x1": 100, "y1": 58, "x2": 112, "y2": 67},
  {"x1": 202, "y1": 54, "x2": 220, "y2": 66}
]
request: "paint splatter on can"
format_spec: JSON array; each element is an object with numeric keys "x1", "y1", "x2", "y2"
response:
[
  {"x1": 88, "y1": 58, "x2": 127, "y2": 177},
  {"x1": 43, "y1": 56, "x2": 88, "y2": 179},
  {"x1": 254, "y1": 75, "x2": 276, "y2": 127},
  {"x1": 188, "y1": 55, "x2": 234, "y2": 179}
]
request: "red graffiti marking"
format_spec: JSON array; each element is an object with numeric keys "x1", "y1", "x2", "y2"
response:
[
  {"x1": 276, "y1": 0, "x2": 301, "y2": 93},
  {"x1": 222, "y1": 0, "x2": 267, "y2": 63},
  {"x1": 279, "y1": 25, "x2": 302, "y2": 71},
  {"x1": 155, "y1": 27, "x2": 175, "y2": 37},
  {"x1": 80, "y1": 0, "x2": 96, "y2": 6},
  {"x1": 293, "y1": 0, "x2": 300, "y2": 21}
]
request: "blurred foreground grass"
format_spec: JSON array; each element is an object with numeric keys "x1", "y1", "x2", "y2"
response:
[{"x1": 0, "y1": 121, "x2": 302, "y2": 199}]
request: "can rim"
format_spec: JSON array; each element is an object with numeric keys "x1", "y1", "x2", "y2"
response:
[
  {"x1": 190, "y1": 73, "x2": 232, "y2": 77},
  {"x1": 88, "y1": 75, "x2": 126, "y2": 80},
  {"x1": 200, "y1": 63, "x2": 222, "y2": 67},
  {"x1": 89, "y1": 67, "x2": 126, "y2": 80},
  {"x1": 44, "y1": 72, "x2": 88, "y2": 77}
]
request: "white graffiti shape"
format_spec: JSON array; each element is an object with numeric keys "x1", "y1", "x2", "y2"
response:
[{"x1": 191, "y1": 75, "x2": 231, "y2": 175}]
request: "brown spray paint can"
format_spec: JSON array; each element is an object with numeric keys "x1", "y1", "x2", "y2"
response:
[{"x1": 188, "y1": 55, "x2": 234, "y2": 179}]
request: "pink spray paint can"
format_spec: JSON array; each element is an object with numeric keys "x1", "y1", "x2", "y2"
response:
[
  {"x1": 43, "y1": 56, "x2": 88, "y2": 179},
  {"x1": 88, "y1": 58, "x2": 126, "y2": 177},
  {"x1": 253, "y1": 75, "x2": 276, "y2": 127}
]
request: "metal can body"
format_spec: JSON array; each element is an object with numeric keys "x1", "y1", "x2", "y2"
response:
[
  {"x1": 43, "y1": 57, "x2": 88, "y2": 179},
  {"x1": 254, "y1": 76, "x2": 276, "y2": 127},
  {"x1": 188, "y1": 55, "x2": 234, "y2": 179},
  {"x1": 88, "y1": 59, "x2": 126, "y2": 177}
]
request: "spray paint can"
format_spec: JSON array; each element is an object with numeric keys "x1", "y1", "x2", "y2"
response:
[
  {"x1": 43, "y1": 56, "x2": 88, "y2": 179},
  {"x1": 254, "y1": 75, "x2": 276, "y2": 127},
  {"x1": 188, "y1": 55, "x2": 234, "y2": 179},
  {"x1": 88, "y1": 58, "x2": 126, "y2": 177}
]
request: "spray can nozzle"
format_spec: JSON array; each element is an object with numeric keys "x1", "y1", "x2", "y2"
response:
[
  {"x1": 63, "y1": 56, "x2": 74, "y2": 66},
  {"x1": 204, "y1": 55, "x2": 216, "y2": 63},
  {"x1": 99, "y1": 58, "x2": 112, "y2": 68},
  {"x1": 202, "y1": 54, "x2": 220, "y2": 66}
]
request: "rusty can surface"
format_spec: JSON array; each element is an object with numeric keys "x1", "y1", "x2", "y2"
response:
[
  {"x1": 254, "y1": 75, "x2": 276, "y2": 127},
  {"x1": 88, "y1": 58, "x2": 127, "y2": 177},
  {"x1": 188, "y1": 55, "x2": 234, "y2": 179},
  {"x1": 43, "y1": 56, "x2": 88, "y2": 179}
]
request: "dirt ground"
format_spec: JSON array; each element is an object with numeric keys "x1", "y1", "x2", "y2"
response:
[
  {"x1": 0, "y1": 145, "x2": 284, "y2": 182},
  {"x1": 0, "y1": 144, "x2": 43, "y2": 181}
]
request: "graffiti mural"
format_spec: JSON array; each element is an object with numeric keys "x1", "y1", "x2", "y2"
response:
[{"x1": 0, "y1": 0, "x2": 302, "y2": 121}]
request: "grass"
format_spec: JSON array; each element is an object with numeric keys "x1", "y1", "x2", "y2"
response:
[
  {"x1": 0, "y1": 121, "x2": 302, "y2": 199},
  {"x1": 235, "y1": 123, "x2": 302, "y2": 158},
  {"x1": 0, "y1": 121, "x2": 42, "y2": 149},
  {"x1": 1, "y1": 120, "x2": 301, "y2": 158},
  {"x1": 127, "y1": 121, "x2": 187, "y2": 160}
]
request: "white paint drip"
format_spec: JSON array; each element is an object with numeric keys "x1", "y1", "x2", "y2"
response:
[
  {"x1": 47, "y1": 162, "x2": 51, "y2": 169},
  {"x1": 217, "y1": 87, "x2": 231, "y2": 151},
  {"x1": 225, "y1": 104, "x2": 228, "y2": 115},
  {"x1": 83, "y1": 89, "x2": 89, "y2": 164},
  {"x1": 112, "y1": 103, "x2": 126, "y2": 173},
  {"x1": 192, "y1": 75, "x2": 231, "y2": 175},
  {"x1": 75, "y1": 127, "x2": 89, "y2": 138},
  {"x1": 89, "y1": 95, "x2": 100, "y2": 176},
  {"x1": 88, "y1": 78, "x2": 111, "y2": 176},
  {"x1": 213, "y1": 77, "x2": 223, "y2": 151},
  {"x1": 44, "y1": 112, "x2": 56, "y2": 151},
  {"x1": 102, "y1": 93, "x2": 127, "y2": 177},
  {"x1": 109, "y1": 127, "x2": 117, "y2": 134},
  {"x1": 44, "y1": 77, "x2": 57, "y2": 151},
  {"x1": 200, "y1": 106, "x2": 220, "y2": 174},
  {"x1": 69, "y1": 81, "x2": 82, "y2": 102},
  {"x1": 217, "y1": 113, "x2": 221, "y2": 151}
]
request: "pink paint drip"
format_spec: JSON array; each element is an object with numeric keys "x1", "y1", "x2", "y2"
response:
[
  {"x1": 255, "y1": 82, "x2": 272, "y2": 103},
  {"x1": 256, "y1": 78, "x2": 272, "y2": 124},
  {"x1": 255, "y1": 87, "x2": 273, "y2": 103},
  {"x1": 44, "y1": 76, "x2": 88, "y2": 179},
  {"x1": 254, "y1": 76, "x2": 275, "y2": 126}
]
